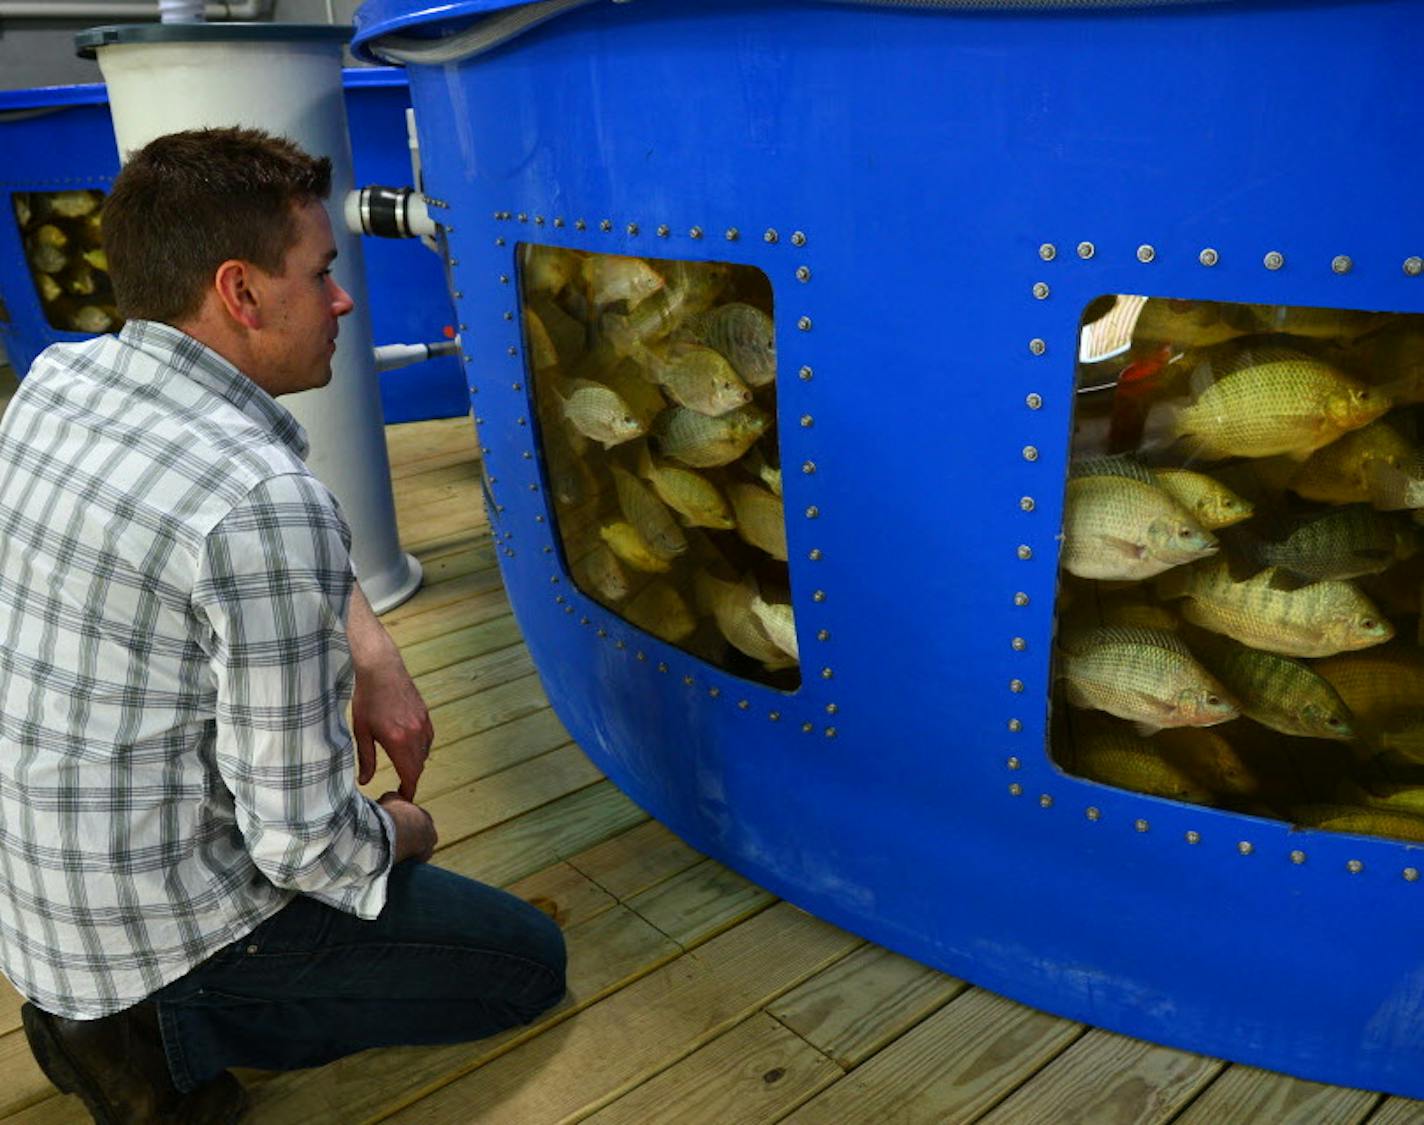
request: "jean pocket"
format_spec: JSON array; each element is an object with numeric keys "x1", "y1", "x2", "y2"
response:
[{"x1": 241, "y1": 895, "x2": 334, "y2": 957}]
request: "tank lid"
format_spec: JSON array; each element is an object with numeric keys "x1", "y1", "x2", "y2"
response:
[
  {"x1": 76, "y1": 22, "x2": 351, "y2": 60},
  {"x1": 351, "y1": 0, "x2": 598, "y2": 65},
  {"x1": 0, "y1": 83, "x2": 109, "y2": 112}
]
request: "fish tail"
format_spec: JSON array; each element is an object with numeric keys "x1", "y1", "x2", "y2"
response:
[{"x1": 1140, "y1": 399, "x2": 1188, "y2": 454}]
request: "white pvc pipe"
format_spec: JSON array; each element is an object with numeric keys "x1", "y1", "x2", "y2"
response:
[
  {"x1": 94, "y1": 35, "x2": 423, "y2": 614},
  {"x1": 0, "y1": 1, "x2": 268, "y2": 18},
  {"x1": 159, "y1": 0, "x2": 204, "y2": 20}
]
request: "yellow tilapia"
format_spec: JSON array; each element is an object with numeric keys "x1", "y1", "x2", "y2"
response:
[
  {"x1": 652, "y1": 404, "x2": 770, "y2": 468},
  {"x1": 573, "y1": 543, "x2": 631, "y2": 603},
  {"x1": 637, "y1": 445, "x2": 734, "y2": 529},
  {"x1": 598, "y1": 521, "x2": 671, "y2": 573},
  {"x1": 560, "y1": 382, "x2": 645, "y2": 449},
  {"x1": 1151, "y1": 469, "x2": 1253, "y2": 530},
  {"x1": 597, "y1": 358, "x2": 667, "y2": 429},
  {"x1": 1061, "y1": 462, "x2": 1217, "y2": 581},
  {"x1": 1070, "y1": 722, "x2": 1218, "y2": 804},
  {"x1": 80, "y1": 247, "x2": 108, "y2": 273},
  {"x1": 610, "y1": 465, "x2": 687, "y2": 561},
  {"x1": 1157, "y1": 559, "x2": 1393, "y2": 658},
  {"x1": 694, "y1": 572, "x2": 794, "y2": 668},
  {"x1": 1292, "y1": 804, "x2": 1424, "y2": 844},
  {"x1": 522, "y1": 244, "x2": 580, "y2": 295},
  {"x1": 45, "y1": 189, "x2": 101, "y2": 219},
  {"x1": 527, "y1": 293, "x2": 587, "y2": 368},
  {"x1": 1252, "y1": 505, "x2": 1418, "y2": 582},
  {"x1": 1315, "y1": 645, "x2": 1424, "y2": 721},
  {"x1": 741, "y1": 446, "x2": 783, "y2": 497},
  {"x1": 684, "y1": 302, "x2": 777, "y2": 387},
  {"x1": 1133, "y1": 297, "x2": 1256, "y2": 349},
  {"x1": 726, "y1": 482, "x2": 788, "y2": 561},
  {"x1": 1288, "y1": 419, "x2": 1417, "y2": 505},
  {"x1": 640, "y1": 342, "x2": 753, "y2": 416},
  {"x1": 623, "y1": 581, "x2": 696, "y2": 644},
  {"x1": 582, "y1": 254, "x2": 665, "y2": 309},
  {"x1": 750, "y1": 596, "x2": 798, "y2": 662},
  {"x1": 1056, "y1": 626, "x2": 1239, "y2": 733},
  {"x1": 1345, "y1": 320, "x2": 1424, "y2": 405},
  {"x1": 1248, "y1": 303, "x2": 1388, "y2": 343},
  {"x1": 523, "y1": 308, "x2": 559, "y2": 373},
  {"x1": 35, "y1": 273, "x2": 62, "y2": 304},
  {"x1": 1188, "y1": 633, "x2": 1354, "y2": 740},
  {"x1": 1152, "y1": 726, "x2": 1261, "y2": 800},
  {"x1": 69, "y1": 306, "x2": 115, "y2": 333},
  {"x1": 1152, "y1": 346, "x2": 1390, "y2": 461}
]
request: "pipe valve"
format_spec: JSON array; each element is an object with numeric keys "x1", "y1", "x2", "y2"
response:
[{"x1": 345, "y1": 185, "x2": 438, "y2": 240}]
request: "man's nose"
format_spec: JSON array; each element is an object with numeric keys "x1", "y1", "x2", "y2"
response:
[{"x1": 330, "y1": 278, "x2": 355, "y2": 316}]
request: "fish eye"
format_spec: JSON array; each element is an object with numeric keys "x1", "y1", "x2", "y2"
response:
[
  {"x1": 1325, "y1": 716, "x2": 1343, "y2": 728},
  {"x1": 1206, "y1": 694, "x2": 1221, "y2": 707},
  {"x1": 1362, "y1": 617, "x2": 1377, "y2": 630},
  {"x1": 622, "y1": 416, "x2": 634, "y2": 426}
]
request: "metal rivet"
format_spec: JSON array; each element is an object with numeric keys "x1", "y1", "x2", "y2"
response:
[
  {"x1": 1186, "y1": 830, "x2": 1201, "y2": 845},
  {"x1": 802, "y1": 721, "x2": 814, "y2": 733},
  {"x1": 517, "y1": 417, "x2": 528, "y2": 426},
  {"x1": 636, "y1": 651, "x2": 646, "y2": 661},
  {"x1": 1032, "y1": 281, "x2": 1050, "y2": 299},
  {"x1": 658, "y1": 662, "x2": 668, "y2": 673},
  {"x1": 580, "y1": 616, "x2": 589, "y2": 625},
  {"x1": 825, "y1": 727, "x2": 838, "y2": 738},
  {"x1": 769, "y1": 711, "x2": 782, "y2": 721},
  {"x1": 1263, "y1": 250, "x2": 1285, "y2": 271},
  {"x1": 738, "y1": 699, "x2": 750, "y2": 710},
  {"x1": 725, "y1": 227, "x2": 740, "y2": 241},
  {"x1": 1039, "y1": 794, "x2": 1053, "y2": 809},
  {"x1": 627, "y1": 222, "x2": 639, "y2": 236},
  {"x1": 1017, "y1": 545, "x2": 1033, "y2": 560},
  {"x1": 1009, "y1": 679, "x2": 1024, "y2": 693},
  {"x1": 1194, "y1": 248, "x2": 1219, "y2": 267},
  {"x1": 460, "y1": 323, "x2": 469, "y2": 331},
  {"x1": 1086, "y1": 807, "x2": 1101, "y2": 821},
  {"x1": 507, "y1": 346, "x2": 517, "y2": 356},
  {"x1": 1013, "y1": 592, "x2": 1029, "y2": 607},
  {"x1": 1136, "y1": 244, "x2": 1156, "y2": 263},
  {"x1": 683, "y1": 674, "x2": 694, "y2": 686},
  {"x1": 1008, "y1": 718, "x2": 1022, "y2": 732},
  {"x1": 528, "y1": 483, "x2": 538, "y2": 492},
  {"x1": 1028, "y1": 338, "x2": 1047, "y2": 356},
  {"x1": 1007, "y1": 756, "x2": 1020, "y2": 769},
  {"x1": 813, "y1": 590, "x2": 826, "y2": 603},
  {"x1": 1020, "y1": 496, "x2": 1036, "y2": 512},
  {"x1": 1039, "y1": 243, "x2": 1057, "y2": 261},
  {"x1": 656, "y1": 224, "x2": 669, "y2": 237},
  {"x1": 615, "y1": 639, "x2": 625, "y2": 650},
  {"x1": 517, "y1": 212, "x2": 528, "y2": 222},
  {"x1": 503, "y1": 311, "x2": 514, "y2": 321},
  {"x1": 492, "y1": 211, "x2": 502, "y2": 220},
  {"x1": 1290, "y1": 850, "x2": 1307, "y2": 865},
  {"x1": 816, "y1": 629, "x2": 830, "y2": 641},
  {"x1": 1136, "y1": 819, "x2": 1150, "y2": 833},
  {"x1": 1238, "y1": 841, "x2": 1254, "y2": 856},
  {"x1": 796, "y1": 266, "x2": 812, "y2": 282},
  {"x1": 1022, "y1": 446, "x2": 1039, "y2": 462},
  {"x1": 1404, "y1": 256, "x2": 1424, "y2": 277},
  {"x1": 564, "y1": 604, "x2": 573, "y2": 613},
  {"x1": 535, "y1": 515, "x2": 544, "y2": 523},
  {"x1": 690, "y1": 226, "x2": 704, "y2": 239},
  {"x1": 1076, "y1": 241, "x2": 1095, "y2": 260},
  {"x1": 600, "y1": 219, "x2": 612, "y2": 232},
  {"x1": 1331, "y1": 254, "x2": 1353, "y2": 275},
  {"x1": 542, "y1": 546, "x2": 552, "y2": 554},
  {"x1": 534, "y1": 215, "x2": 545, "y2": 225},
  {"x1": 805, "y1": 505, "x2": 820, "y2": 519},
  {"x1": 575, "y1": 219, "x2": 587, "y2": 231},
  {"x1": 808, "y1": 548, "x2": 823, "y2": 561},
  {"x1": 555, "y1": 595, "x2": 565, "y2": 604},
  {"x1": 791, "y1": 231, "x2": 807, "y2": 246},
  {"x1": 554, "y1": 217, "x2": 565, "y2": 228},
  {"x1": 452, "y1": 291, "x2": 463, "y2": 299},
  {"x1": 1025, "y1": 393, "x2": 1043, "y2": 410},
  {"x1": 1009, "y1": 783, "x2": 1023, "y2": 796},
  {"x1": 826, "y1": 703, "x2": 839, "y2": 715},
  {"x1": 800, "y1": 414, "x2": 814, "y2": 428},
  {"x1": 820, "y1": 667, "x2": 833, "y2": 680},
  {"x1": 799, "y1": 366, "x2": 814, "y2": 381},
  {"x1": 522, "y1": 451, "x2": 533, "y2": 459},
  {"x1": 764, "y1": 228, "x2": 779, "y2": 243},
  {"x1": 1011, "y1": 637, "x2": 1027, "y2": 651},
  {"x1": 798, "y1": 316, "x2": 813, "y2": 332},
  {"x1": 1347, "y1": 859, "x2": 1364, "y2": 874},
  {"x1": 495, "y1": 238, "x2": 506, "y2": 247},
  {"x1": 1405, "y1": 867, "x2": 1420, "y2": 882},
  {"x1": 708, "y1": 686, "x2": 720, "y2": 697},
  {"x1": 247, "y1": 943, "x2": 259, "y2": 954}
]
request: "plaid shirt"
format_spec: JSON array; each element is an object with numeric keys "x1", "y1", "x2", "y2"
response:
[{"x1": 0, "y1": 320, "x2": 394, "y2": 1018}]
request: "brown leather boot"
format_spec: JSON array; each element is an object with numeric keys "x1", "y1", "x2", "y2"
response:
[{"x1": 21, "y1": 1001, "x2": 246, "y2": 1124}]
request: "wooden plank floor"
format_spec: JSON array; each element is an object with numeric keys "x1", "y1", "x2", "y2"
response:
[{"x1": 3, "y1": 368, "x2": 1424, "y2": 1122}]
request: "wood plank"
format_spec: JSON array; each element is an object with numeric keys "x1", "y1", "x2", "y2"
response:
[
  {"x1": 1174, "y1": 1066, "x2": 1379, "y2": 1125},
  {"x1": 424, "y1": 672, "x2": 551, "y2": 749},
  {"x1": 1360, "y1": 1095, "x2": 1424, "y2": 1123},
  {"x1": 433, "y1": 780, "x2": 648, "y2": 890},
  {"x1": 381, "y1": 542, "x2": 502, "y2": 627},
  {"x1": 389, "y1": 445, "x2": 479, "y2": 483},
  {"x1": 384, "y1": 903, "x2": 862, "y2": 1124},
  {"x1": 626, "y1": 857, "x2": 778, "y2": 948},
  {"x1": 0, "y1": 1029, "x2": 50, "y2": 1118},
  {"x1": 504, "y1": 862, "x2": 617, "y2": 931},
  {"x1": 783, "y1": 988, "x2": 1082, "y2": 1125},
  {"x1": 384, "y1": 416, "x2": 475, "y2": 473},
  {"x1": 400, "y1": 516, "x2": 488, "y2": 565},
  {"x1": 392, "y1": 459, "x2": 480, "y2": 503},
  {"x1": 411, "y1": 635, "x2": 534, "y2": 712},
  {"x1": 384, "y1": 582, "x2": 510, "y2": 651},
  {"x1": 977, "y1": 1027, "x2": 1223, "y2": 1125},
  {"x1": 567, "y1": 819, "x2": 705, "y2": 902},
  {"x1": 0, "y1": 986, "x2": 20, "y2": 1039},
  {"x1": 584, "y1": 1013, "x2": 841, "y2": 1125},
  {"x1": 404, "y1": 609, "x2": 519, "y2": 681},
  {"x1": 0, "y1": 1095, "x2": 87, "y2": 1125},
  {"x1": 424, "y1": 743, "x2": 604, "y2": 847},
  {"x1": 769, "y1": 944, "x2": 968, "y2": 1068}
]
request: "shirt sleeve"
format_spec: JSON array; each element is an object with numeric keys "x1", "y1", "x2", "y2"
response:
[{"x1": 192, "y1": 472, "x2": 394, "y2": 918}]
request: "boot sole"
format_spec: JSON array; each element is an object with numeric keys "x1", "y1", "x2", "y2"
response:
[{"x1": 21, "y1": 1003, "x2": 119, "y2": 1125}]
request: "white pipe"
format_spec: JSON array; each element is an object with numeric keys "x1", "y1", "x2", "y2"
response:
[
  {"x1": 373, "y1": 340, "x2": 459, "y2": 373},
  {"x1": 0, "y1": 1, "x2": 269, "y2": 18},
  {"x1": 159, "y1": 0, "x2": 203, "y2": 20}
]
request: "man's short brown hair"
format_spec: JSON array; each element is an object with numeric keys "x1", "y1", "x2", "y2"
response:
[{"x1": 102, "y1": 127, "x2": 332, "y2": 324}]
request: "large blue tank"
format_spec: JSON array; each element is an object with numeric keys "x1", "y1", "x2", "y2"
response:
[
  {"x1": 0, "y1": 68, "x2": 466, "y2": 423},
  {"x1": 353, "y1": 0, "x2": 1424, "y2": 1097}
]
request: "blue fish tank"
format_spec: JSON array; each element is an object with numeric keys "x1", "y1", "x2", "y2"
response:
[
  {"x1": 0, "y1": 69, "x2": 466, "y2": 423},
  {"x1": 352, "y1": 0, "x2": 1424, "y2": 1097}
]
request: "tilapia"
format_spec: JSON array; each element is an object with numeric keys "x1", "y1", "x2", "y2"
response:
[
  {"x1": 1149, "y1": 345, "x2": 1390, "y2": 461},
  {"x1": 1292, "y1": 804, "x2": 1424, "y2": 844},
  {"x1": 623, "y1": 581, "x2": 697, "y2": 644},
  {"x1": 1315, "y1": 645, "x2": 1424, "y2": 754},
  {"x1": 527, "y1": 293, "x2": 587, "y2": 368},
  {"x1": 1069, "y1": 721, "x2": 1218, "y2": 804},
  {"x1": 573, "y1": 543, "x2": 631, "y2": 603},
  {"x1": 1288, "y1": 420, "x2": 1417, "y2": 506},
  {"x1": 637, "y1": 445, "x2": 734, "y2": 529},
  {"x1": 522, "y1": 244, "x2": 580, "y2": 295},
  {"x1": 1133, "y1": 297, "x2": 1256, "y2": 350},
  {"x1": 560, "y1": 382, "x2": 645, "y2": 449},
  {"x1": 652, "y1": 404, "x2": 770, "y2": 468},
  {"x1": 742, "y1": 446, "x2": 783, "y2": 497},
  {"x1": 1151, "y1": 469, "x2": 1254, "y2": 530},
  {"x1": 1250, "y1": 506, "x2": 1418, "y2": 582},
  {"x1": 597, "y1": 358, "x2": 667, "y2": 429},
  {"x1": 726, "y1": 482, "x2": 788, "y2": 561},
  {"x1": 1344, "y1": 320, "x2": 1424, "y2": 405},
  {"x1": 1188, "y1": 633, "x2": 1354, "y2": 740},
  {"x1": 1153, "y1": 726, "x2": 1261, "y2": 799},
  {"x1": 750, "y1": 596, "x2": 798, "y2": 661},
  {"x1": 640, "y1": 342, "x2": 753, "y2": 416},
  {"x1": 610, "y1": 465, "x2": 687, "y2": 560},
  {"x1": 1061, "y1": 461, "x2": 1217, "y2": 581},
  {"x1": 69, "y1": 306, "x2": 115, "y2": 333},
  {"x1": 684, "y1": 302, "x2": 777, "y2": 387},
  {"x1": 523, "y1": 308, "x2": 560, "y2": 373},
  {"x1": 80, "y1": 247, "x2": 108, "y2": 273},
  {"x1": 1056, "y1": 626, "x2": 1239, "y2": 733},
  {"x1": 695, "y1": 572, "x2": 794, "y2": 668},
  {"x1": 1157, "y1": 559, "x2": 1394, "y2": 658},
  {"x1": 45, "y1": 189, "x2": 101, "y2": 219},
  {"x1": 598, "y1": 521, "x2": 672, "y2": 573},
  {"x1": 1248, "y1": 303, "x2": 1388, "y2": 343},
  {"x1": 582, "y1": 254, "x2": 664, "y2": 309}
]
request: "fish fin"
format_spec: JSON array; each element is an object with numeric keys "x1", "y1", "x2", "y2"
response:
[
  {"x1": 1262, "y1": 567, "x2": 1311, "y2": 592},
  {"x1": 1101, "y1": 535, "x2": 1148, "y2": 561},
  {"x1": 1133, "y1": 721, "x2": 1164, "y2": 737},
  {"x1": 1140, "y1": 399, "x2": 1188, "y2": 454},
  {"x1": 1068, "y1": 453, "x2": 1156, "y2": 485}
]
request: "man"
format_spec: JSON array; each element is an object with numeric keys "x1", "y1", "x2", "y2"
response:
[{"x1": 0, "y1": 128, "x2": 566, "y2": 1124}]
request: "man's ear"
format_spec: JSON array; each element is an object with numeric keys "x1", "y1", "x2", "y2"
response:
[{"x1": 213, "y1": 259, "x2": 262, "y2": 330}]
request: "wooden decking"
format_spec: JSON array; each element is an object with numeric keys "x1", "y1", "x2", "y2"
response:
[{"x1": 1, "y1": 377, "x2": 1424, "y2": 1121}]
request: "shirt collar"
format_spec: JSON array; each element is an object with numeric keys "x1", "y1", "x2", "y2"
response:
[{"x1": 119, "y1": 319, "x2": 310, "y2": 461}]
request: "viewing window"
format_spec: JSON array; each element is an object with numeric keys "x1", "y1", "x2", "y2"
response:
[{"x1": 11, "y1": 190, "x2": 121, "y2": 335}]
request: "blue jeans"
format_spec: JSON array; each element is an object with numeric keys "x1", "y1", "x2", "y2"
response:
[{"x1": 150, "y1": 862, "x2": 567, "y2": 1093}]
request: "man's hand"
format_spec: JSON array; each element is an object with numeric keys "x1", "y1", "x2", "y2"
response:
[
  {"x1": 348, "y1": 583, "x2": 434, "y2": 800},
  {"x1": 377, "y1": 792, "x2": 438, "y2": 864}
]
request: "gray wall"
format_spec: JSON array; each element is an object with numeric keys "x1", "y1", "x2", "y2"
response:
[{"x1": 0, "y1": 0, "x2": 366, "y2": 91}]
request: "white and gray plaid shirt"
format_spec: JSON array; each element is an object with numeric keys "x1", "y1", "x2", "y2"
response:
[{"x1": 0, "y1": 320, "x2": 394, "y2": 1019}]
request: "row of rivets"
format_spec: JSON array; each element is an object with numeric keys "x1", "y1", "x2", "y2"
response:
[
  {"x1": 1036, "y1": 238, "x2": 1422, "y2": 274},
  {"x1": 496, "y1": 210, "x2": 807, "y2": 250}
]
